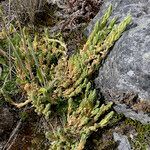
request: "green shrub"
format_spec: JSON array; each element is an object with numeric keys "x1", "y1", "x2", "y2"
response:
[{"x1": 0, "y1": 5, "x2": 131, "y2": 149}]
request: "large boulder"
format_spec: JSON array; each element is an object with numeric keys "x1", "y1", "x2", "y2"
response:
[{"x1": 85, "y1": 0, "x2": 150, "y2": 101}]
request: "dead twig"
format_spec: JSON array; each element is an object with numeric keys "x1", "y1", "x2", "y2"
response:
[
  {"x1": 53, "y1": 0, "x2": 102, "y2": 31},
  {"x1": 2, "y1": 120, "x2": 22, "y2": 150}
]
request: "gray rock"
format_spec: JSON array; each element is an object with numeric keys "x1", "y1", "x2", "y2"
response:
[
  {"x1": 85, "y1": 0, "x2": 150, "y2": 101},
  {"x1": 114, "y1": 104, "x2": 150, "y2": 124},
  {"x1": 113, "y1": 132, "x2": 131, "y2": 150},
  {"x1": 85, "y1": 0, "x2": 150, "y2": 36},
  {"x1": 95, "y1": 16, "x2": 150, "y2": 101}
]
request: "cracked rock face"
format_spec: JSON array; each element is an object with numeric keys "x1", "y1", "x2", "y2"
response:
[{"x1": 86, "y1": 0, "x2": 150, "y2": 102}]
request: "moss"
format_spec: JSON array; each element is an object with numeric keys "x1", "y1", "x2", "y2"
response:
[
  {"x1": 124, "y1": 118, "x2": 150, "y2": 150},
  {"x1": 86, "y1": 113, "x2": 150, "y2": 150},
  {"x1": 0, "y1": 39, "x2": 8, "y2": 50},
  {"x1": 2, "y1": 80, "x2": 19, "y2": 94},
  {"x1": 19, "y1": 111, "x2": 29, "y2": 121},
  {"x1": 108, "y1": 113, "x2": 125, "y2": 127},
  {"x1": 85, "y1": 113, "x2": 123, "y2": 150}
]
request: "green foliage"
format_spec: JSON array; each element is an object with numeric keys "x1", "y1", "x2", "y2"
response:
[
  {"x1": 46, "y1": 82, "x2": 114, "y2": 150},
  {"x1": 19, "y1": 111, "x2": 29, "y2": 121},
  {"x1": 1, "y1": 79, "x2": 19, "y2": 95},
  {"x1": 0, "y1": 5, "x2": 131, "y2": 150},
  {"x1": 0, "y1": 39, "x2": 10, "y2": 81},
  {"x1": 0, "y1": 56, "x2": 8, "y2": 81},
  {"x1": 125, "y1": 119, "x2": 150, "y2": 150}
]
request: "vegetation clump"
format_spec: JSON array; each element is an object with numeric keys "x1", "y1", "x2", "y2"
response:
[{"x1": 0, "y1": 5, "x2": 131, "y2": 149}]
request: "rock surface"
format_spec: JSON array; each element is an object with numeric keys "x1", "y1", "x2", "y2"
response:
[
  {"x1": 113, "y1": 132, "x2": 131, "y2": 150},
  {"x1": 85, "y1": 0, "x2": 150, "y2": 102},
  {"x1": 114, "y1": 104, "x2": 150, "y2": 124}
]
